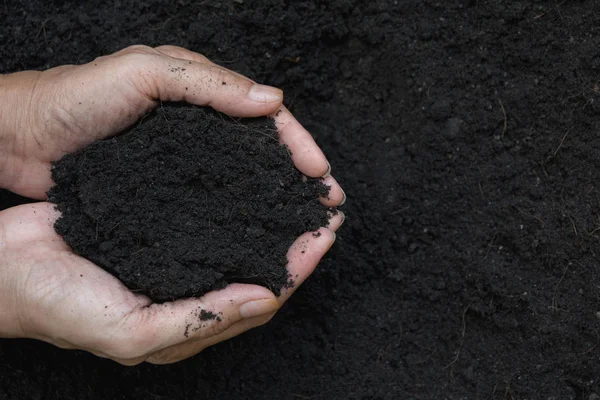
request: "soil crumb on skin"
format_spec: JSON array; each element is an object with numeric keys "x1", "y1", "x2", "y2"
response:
[
  {"x1": 48, "y1": 105, "x2": 332, "y2": 302},
  {"x1": 184, "y1": 308, "x2": 222, "y2": 337},
  {"x1": 199, "y1": 310, "x2": 221, "y2": 322}
]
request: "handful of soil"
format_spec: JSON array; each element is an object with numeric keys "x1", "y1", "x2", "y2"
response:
[{"x1": 48, "y1": 105, "x2": 332, "y2": 302}]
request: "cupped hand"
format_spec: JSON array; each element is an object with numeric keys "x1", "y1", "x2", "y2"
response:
[
  {"x1": 0, "y1": 203, "x2": 343, "y2": 365},
  {"x1": 0, "y1": 45, "x2": 345, "y2": 364}
]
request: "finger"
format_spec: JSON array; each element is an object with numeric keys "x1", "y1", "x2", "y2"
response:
[
  {"x1": 278, "y1": 227, "x2": 336, "y2": 305},
  {"x1": 151, "y1": 49, "x2": 335, "y2": 182},
  {"x1": 195, "y1": 311, "x2": 276, "y2": 353},
  {"x1": 327, "y1": 211, "x2": 345, "y2": 232},
  {"x1": 272, "y1": 106, "x2": 329, "y2": 177},
  {"x1": 153, "y1": 46, "x2": 268, "y2": 101},
  {"x1": 4, "y1": 160, "x2": 53, "y2": 200},
  {"x1": 145, "y1": 312, "x2": 275, "y2": 365},
  {"x1": 154, "y1": 45, "x2": 211, "y2": 64},
  {"x1": 0, "y1": 202, "x2": 64, "y2": 247},
  {"x1": 132, "y1": 53, "x2": 283, "y2": 117},
  {"x1": 319, "y1": 175, "x2": 346, "y2": 207},
  {"x1": 130, "y1": 229, "x2": 338, "y2": 364},
  {"x1": 154, "y1": 47, "x2": 257, "y2": 86},
  {"x1": 116, "y1": 284, "x2": 279, "y2": 358}
]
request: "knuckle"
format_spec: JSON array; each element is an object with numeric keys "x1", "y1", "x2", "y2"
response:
[
  {"x1": 155, "y1": 45, "x2": 210, "y2": 63},
  {"x1": 91, "y1": 54, "x2": 112, "y2": 64},
  {"x1": 209, "y1": 64, "x2": 236, "y2": 84},
  {"x1": 147, "y1": 344, "x2": 206, "y2": 365},
  {"x1": 112, "y1": 53, "x2": 161, "y2": 97},
  {"x1": 121, "y1": 51, "x2": 154, "y2": 66},
  {"x1": 153, "y1": 44, "x2": 181, "y2": 54},
  {"x1": 207, "y1": 67, "x2": 250, "y2": 97},
  {"x1": 94, "y1": 45, "x2": 157, "y2": 66},
  {"x1": 195, "y1": 54, "x2": 211, "y2": 63},
  {"x1": 103, "y1": 338, "x2": 145, "y2": 360},
  {"x1": 92, "y1": 51, "x2": 153, "y2": 76},
  {"x1": 145, "y1": 348, "x2": 179, "y2": 365},
  {"x1": 122, "y1": 44, "x2": 155, "y2": 54},
  {"x1": 102, "y1": 316, "x2": 158, "y2": 360},
  {"x1": 106, "y1": 45, "x2": 157, "y2": 60},
  {"x1": 114, "y1": 357, "x2": 146, "y2": 366},
  {"x1": 154, "y1": 45, "x2": 175, "y2": 54}
]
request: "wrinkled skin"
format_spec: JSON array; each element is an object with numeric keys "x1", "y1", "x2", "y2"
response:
[{"x1": 0, "y1": 45, "x2": 345, "y2": 365}]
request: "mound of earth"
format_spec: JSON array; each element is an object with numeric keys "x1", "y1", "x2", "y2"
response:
[{"x1": 48, "y1": 106, "x2": 332, "y2": 301}]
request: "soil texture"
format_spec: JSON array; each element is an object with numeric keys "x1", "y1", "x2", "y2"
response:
[
  {"x1": 2, "y1": 0, "x2": 600, "y2": 399},
  {"x1": 48, "y1": 106, "x2": 330, "y2": 302}
]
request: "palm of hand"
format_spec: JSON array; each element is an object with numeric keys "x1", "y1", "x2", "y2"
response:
[
  {"x1": 0, "y1": 45, "x2": 344, "y2": 364},
  {"x1": 3, "y1": 202, "x2": 335, "y2": 364}
]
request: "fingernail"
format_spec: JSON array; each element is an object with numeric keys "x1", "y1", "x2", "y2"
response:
[
  {"x1": 240, "y1": 299, "x2": 280, "y2": 319},
  {"x1": 322, "y1": 161, "x2": 331, "y2": 178},
  {"x1": 328, "y1": 232, "x2": 337, "y2": 250},
  {"x1": 248, "y1": 84, "x2": 283, "y2": 103},
  {"x1": 338, "y1": 211, "x2": 346, "y2": 228},
  {"x1": 339, "y1": 188, "x2": 347, "y2": 206}
]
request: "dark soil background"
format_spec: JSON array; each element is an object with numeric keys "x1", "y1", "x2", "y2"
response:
[
  {"x1": 49, "y1": 106, "x2": 330, "y2": 302},
  {"x1": 2, "y1": 0, "x2": 600, "y2": 398}
]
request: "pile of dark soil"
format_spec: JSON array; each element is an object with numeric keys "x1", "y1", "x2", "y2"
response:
[
  {"x1": 3, "y1": 0, "x2": 600, "y2": 399},
  {"x1": 48, "y1": 106, "x2": 331, "y2": 302}
]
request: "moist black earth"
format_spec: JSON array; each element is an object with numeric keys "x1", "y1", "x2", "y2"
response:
[
  {"x1": 2, "y1": 0, "x2": 600, "y2": 399},
  {"x1": 48, "y1": 106, "x2": 331, "y2": 302}
]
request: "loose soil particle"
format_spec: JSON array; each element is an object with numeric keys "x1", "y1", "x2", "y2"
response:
[
  {"x1": 48, "y1": 106, "x2": 331, "y2": 302},
  {"x1": 2, "y1": 0, "x2": 600, "y2": 399}
]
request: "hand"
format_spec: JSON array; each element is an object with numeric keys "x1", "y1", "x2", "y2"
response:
[
  {"x1": 0, "y1": 45, "x2": 345, "y2": 364},
  {"x1": 0, "y1": 45, "x2": 345, "y2": 201}
]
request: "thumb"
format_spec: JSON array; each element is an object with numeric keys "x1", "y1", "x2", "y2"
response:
[
  {"x1": 108, "y1": 284, "x2": 279, "y2": 362},
  {"x1": 122, "y1": 46, "x2": 283, "y2": 117}
]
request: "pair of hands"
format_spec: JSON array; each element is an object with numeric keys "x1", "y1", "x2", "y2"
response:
[{"x1": 0, "y1": 45, "x2": 345, "y2": 365}]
